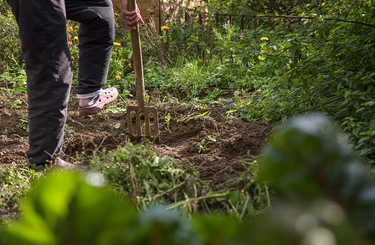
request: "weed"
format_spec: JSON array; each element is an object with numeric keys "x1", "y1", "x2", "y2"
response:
[
  {"x1": 203, "y1": 88, "x2": 223, "y2": 102},
  {"x1": 193, "y1": 103, "x2": 208, "y2": 111},
  {"x1": 226, "y1": 109, "x2": 237, "y2": 123},
  {"x1": 0, "y1": 2, "x2": 23, "y2": 76},
  {"x1": 0, "y1": 71, "x2": 27, "y2": 95},
  {"x1": 0, "y1": 163, "x2": 43, "y2": 225},
  {"x1": 198, "y1": 135, "x2": 216, "y2": 154},
  {"x1": 184, "y1": 158, "x2": 200, "y2": 180},
  {"x1": 10, "y1": 99, "x2": 22, "y2": 109},
  {"x1": 64, "y1": 124, "x2": 74, "y2": 134},
  {"x1": 16, "y1": 118, "x2": 28, "y2": 133},
  {"x1": 165, "y1": 113, "x2": 171, "y2": 133},
  {"x1": 105, "y1": 105, "x2": 127, "y2": 114},
  {"x1": 178, "y1": 111, "x2": 210, "y2": 123},
  {"x1": 87, "y1": 143, "x2": 267, "y2": 218}
]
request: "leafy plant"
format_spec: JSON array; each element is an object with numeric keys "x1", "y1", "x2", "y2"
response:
[
  {"x1": 0, "y1": 163, "x2": 42, "y2": 226},
  {"x1": 198, "y1": 136, "x2": 216, "y2": 154},
  {"x1": 10, "y1": 99, "x2": 22, "y2": 109},
  {"x1": 105, "y1": 105, "x2": 127, "y2": 114},
  {"x1": 0, "y1": 71, "x2": 27, "y2": 95},
  {"x1": 16, "y1": 118, "x2": 28, "y2": 133},
  {"x1": 165, "y1": 112, "x2": 171, "y2": 133},
  {"x1": 85, "y1": 142, "x2": 269, "y2": 220},
  {"x1": 64, "y1": 124, "x2": 74, "y2": 134},
  {"x1": 0, "y1": 2, "x2": 23, "y2": 77}
]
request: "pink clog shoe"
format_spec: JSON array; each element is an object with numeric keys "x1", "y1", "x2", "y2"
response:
[
  {"x1": 78, "y1": 87, "x2": 118, "y2": 116},
  {"x1": 35, "y1": 158, "x2": 85, "y2": 171}
]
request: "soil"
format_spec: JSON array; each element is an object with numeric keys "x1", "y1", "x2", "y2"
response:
[{"x1": 0, "y1": 94, "x2": 271, "y2": 185}]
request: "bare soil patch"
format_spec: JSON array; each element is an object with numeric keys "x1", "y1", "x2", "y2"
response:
[{"x1": 0, "y1": 94, "x2": 271, "y2": 185}]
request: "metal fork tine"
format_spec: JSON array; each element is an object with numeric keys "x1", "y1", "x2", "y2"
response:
[
  {"x1": 126, "y1": 107, "x2": 160, "y2": 143},
  {"x1": 145, "y1": 113, "x2": 151, "y2": 138}
]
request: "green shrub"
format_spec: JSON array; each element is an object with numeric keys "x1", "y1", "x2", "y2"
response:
[{"x1": 0, "y1": 1, "x2": 24, "y2": 94}]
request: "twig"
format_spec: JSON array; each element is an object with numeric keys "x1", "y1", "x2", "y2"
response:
[
  {"x1": 67, "y1": 116, "x2": 85, "y2": 127},
  {"x1": 265, "y1": 185, "x2": 271, "y2": 208},
  {"x1": 255, "y1": 15, "x2": 375, "y2": 28},
  {"x1": 152, "y1": 181, "x2": 186, "y2": 201},
  {"x1": 0, "y1": 208, "x2": 19, "y2": 215},
  {"x1": 213, "y1": 161, "x2": 238, "y2": 178},
  {"x1": 118, "y1": 94, "x2": 128, "y2": 103},
  {"x1": 239, "y1": 194, "x2": 251, "y2": 221},
  {"x1": 129, "y1": 161, "x2": 139, "y2": 204},
  {"x1": 190, "y1": 11, "x2": 375, "y2": 29},
  {"x1": 97, "y1": 135, "x2": 109, "y2": 150},
  {"x1": 298, "y1": 96, "x2": 344, "y2": 114},
  {"x1": 212, "y1": 106, "x2": 226, "y2": 120},
  {"x1": 0, "y1": 99, "x2": 10, "y2": 108},
  {"x1": 165, "y1": 191, "x2": 229, "y2": 210},
  {"x1": 20, "y1": 98, "x2": 28, "y2": 106}
]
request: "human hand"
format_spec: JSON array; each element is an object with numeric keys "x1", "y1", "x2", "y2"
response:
[{"x1": 121, "y1": 0, "x2": 144, "y2": 30}]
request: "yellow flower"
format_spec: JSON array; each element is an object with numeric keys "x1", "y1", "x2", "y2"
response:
[
  {"x1": 260, "y1": 50, "x2": 266, "y2": 54},
  {"x1": 67, "y1": 27, "x2": 73, "y2": 32},
  {"x1": 260, "y1": 37, "x2": 269, "y2": 41},
  {"x1": 75, "y1": 26, "x2": 79, "y2": 32},
  {"x1": 8, "y1": 14, "x2": 13, "y2": 17},
  {"x1": 113, "y1": 42, "x2": 121, "y2": 46},
  {"x1": 74, "y1": 36, "x2": 79, "y2": 40},
  {"x1": 123, "y1": 59, "x2": 126, "y2": 62},
  {"x1": 116, "y1": 75, "x2": 121, "y2": 80},
  {"x1": 161, "y1": 25, "x2": 170, "y2": 30},
  {"x1": 128, "y1": 63, "x2": 131, "y2": 68}
]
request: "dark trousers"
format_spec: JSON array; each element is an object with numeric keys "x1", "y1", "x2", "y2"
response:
[{"x1": 7, "y1": 0, "x2": 115, "y2": 164}]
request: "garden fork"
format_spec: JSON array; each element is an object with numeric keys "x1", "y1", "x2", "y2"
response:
[{"x1": 126, "y1": 0, "x2": 160, "y2": 143}]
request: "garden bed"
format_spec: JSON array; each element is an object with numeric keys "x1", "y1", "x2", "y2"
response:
[{"x1": 0, "y1": 94, "x2": 270, "y2": 185}]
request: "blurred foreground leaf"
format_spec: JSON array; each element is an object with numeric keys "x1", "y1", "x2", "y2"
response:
[
  {"x1": 0, "y1": 172, "x2": 202, "y2": 245},
  {"x1": 1, "y1": 114, "x2": 375, "y2": 245},
  {"x1": 1, "y1": 172, "x2": 137, "y2": 245},
  {"x1": 259, "y1": 113, "x2": 375, "y2": 234}
]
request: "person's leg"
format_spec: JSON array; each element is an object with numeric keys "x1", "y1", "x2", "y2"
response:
[
  {"x1": 65, "y1": 0, "x2": 115, "y2": 108},
  {"x1": 7, "y1": 0, "x2": 72, "y2": 165}
]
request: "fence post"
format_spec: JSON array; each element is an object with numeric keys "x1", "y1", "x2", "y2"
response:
[
  {"x1": 201, "y1": 12, "x2": 205, "y2": 60},
  {"x1": 185, "y1": 9, "x2": 190, "y2": 21},
  {"x1": 253, "y1": 15, "x2": 258, "y2": 31},
  {"x1": 285, "y1": 17, "x2": 290, "y2": 29},
  {"x1": 240, "y1": 15, "x2": 244, "y2": 33},
  {"x1": 215, "y1": 12, "x2": 219, "y2": 29}
]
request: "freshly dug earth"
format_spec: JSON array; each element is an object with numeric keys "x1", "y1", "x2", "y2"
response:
[{"x1": 0, "y1": 94, "x2": 271, "y2": 185}]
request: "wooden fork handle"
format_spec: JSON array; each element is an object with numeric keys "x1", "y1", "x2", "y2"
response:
[{"x1": 128, "y1": 0, "x2": 145, "y2": 108}]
